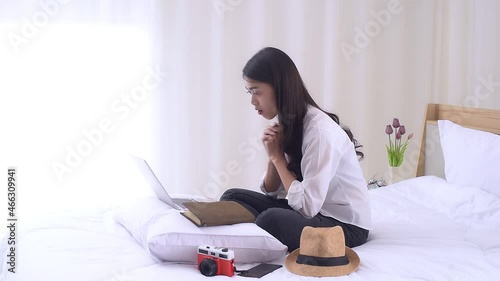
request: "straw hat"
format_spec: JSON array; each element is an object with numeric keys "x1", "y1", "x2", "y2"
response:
[{"x1": 285, "y1": 226, "x2": 360, "y2": 277}]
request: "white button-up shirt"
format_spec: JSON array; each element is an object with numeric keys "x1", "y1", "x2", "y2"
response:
[{"x1": 260, "y1": 105, "x2": 372, "y2": 230}]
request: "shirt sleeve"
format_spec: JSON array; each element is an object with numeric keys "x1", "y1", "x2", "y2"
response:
[
  {"x1": 286, "y1": 128, "x2": 344, "y2": 218},
  {"x1": 259, "y1": 171, "x2": 287, "y2": 199}
]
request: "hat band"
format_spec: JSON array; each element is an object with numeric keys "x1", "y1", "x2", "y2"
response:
[{"x1": 296, "y1": 254, "x2": 349, "y2": 267}]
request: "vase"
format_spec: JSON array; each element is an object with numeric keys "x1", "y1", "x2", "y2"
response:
[{"x1": 387, "y1": 165, "x2": 405, "y2": 185}]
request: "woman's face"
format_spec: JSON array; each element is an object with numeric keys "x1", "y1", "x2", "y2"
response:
[{"x1": 244, "y1": 78, "x2": 278, "y2": 120}]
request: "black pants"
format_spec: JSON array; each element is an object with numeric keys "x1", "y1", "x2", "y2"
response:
[{"x1": 220, "y1": 188, "x2": 369, "y2": 252}]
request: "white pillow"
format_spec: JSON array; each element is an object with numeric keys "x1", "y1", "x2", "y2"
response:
[
  {"x1": 113, "y1": 197, "x2": 288, "y2": 264},
  {"x1": 438, "y1": 120, "x2": 500, "y2": 197}
]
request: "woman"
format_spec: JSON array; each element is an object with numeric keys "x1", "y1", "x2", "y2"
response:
[{"x1": 220, "y1": 47, "x2": 371, "y2": 251}]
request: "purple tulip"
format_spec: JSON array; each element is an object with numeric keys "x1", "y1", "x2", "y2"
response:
[
  {"x1": 392, "y1": 118, "x2": 400, "y2": 128},
  {"x1": 385, "y1": 125, "x2": 393, "y2": 135},
  {"x1": 408, "y1": 133, "x2": 414, "y2": 140},
  {"x1": 396, "y1": 131, "x2": 401, "y2": 140},
  {"x1": 399, "y1": 125, "x2": 406, "y2": 135}
]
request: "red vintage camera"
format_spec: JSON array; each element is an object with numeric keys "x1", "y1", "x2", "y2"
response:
[{"x1": 197, "y1": 245, "x2": 235, "y2": 277}]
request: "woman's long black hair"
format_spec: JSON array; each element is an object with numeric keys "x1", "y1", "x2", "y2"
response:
[{"x1": 242, "y1": 47, "x2": 364, "y2": 181}]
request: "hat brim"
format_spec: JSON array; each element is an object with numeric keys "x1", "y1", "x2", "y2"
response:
[{"x1": 285, "y1": 246, "x2": 360, "y2": 277}]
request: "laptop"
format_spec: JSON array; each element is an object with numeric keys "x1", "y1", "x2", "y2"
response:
[{"x1": 129, "y1": 154, "x2": 196, "y2": 210}]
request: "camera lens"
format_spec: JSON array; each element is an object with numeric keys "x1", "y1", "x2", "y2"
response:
[{"x1": 199, "y1": 259, "x2": 218, "y2": 276}]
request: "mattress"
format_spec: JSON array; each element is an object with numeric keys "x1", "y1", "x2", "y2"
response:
[{"x1": 1, "y1": 176, "x2": 499, "y2": 280}]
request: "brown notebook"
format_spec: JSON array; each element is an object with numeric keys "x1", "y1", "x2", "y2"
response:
[{"x1": 181, "y1": 201, "x2": 255, "y2": 227}]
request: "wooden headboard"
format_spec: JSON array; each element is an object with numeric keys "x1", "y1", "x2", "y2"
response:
[{"x1": 415, "y1": 103, "x2": 500, "y2": 177}]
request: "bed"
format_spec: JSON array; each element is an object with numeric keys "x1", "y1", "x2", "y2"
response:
[{"x1": 1, "y1": 103, "x2": 500, "y2": 281}]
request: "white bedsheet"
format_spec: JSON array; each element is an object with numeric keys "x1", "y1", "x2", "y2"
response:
[{"x1": 1, "y1": 176, "x2": 499, "y2": 281}]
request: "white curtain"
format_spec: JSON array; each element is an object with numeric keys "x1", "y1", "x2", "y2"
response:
[
  {"x1": 1, "y1": 0, "x2": 499, "y2": 215},
  {"x1": 152, "y1": 0, "x2": 500, "y2": 199}
]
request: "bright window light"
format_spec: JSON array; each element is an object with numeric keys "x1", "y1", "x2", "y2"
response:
[{"x1": 0, "y1": 24, "x2": 155, "y2": 217}]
